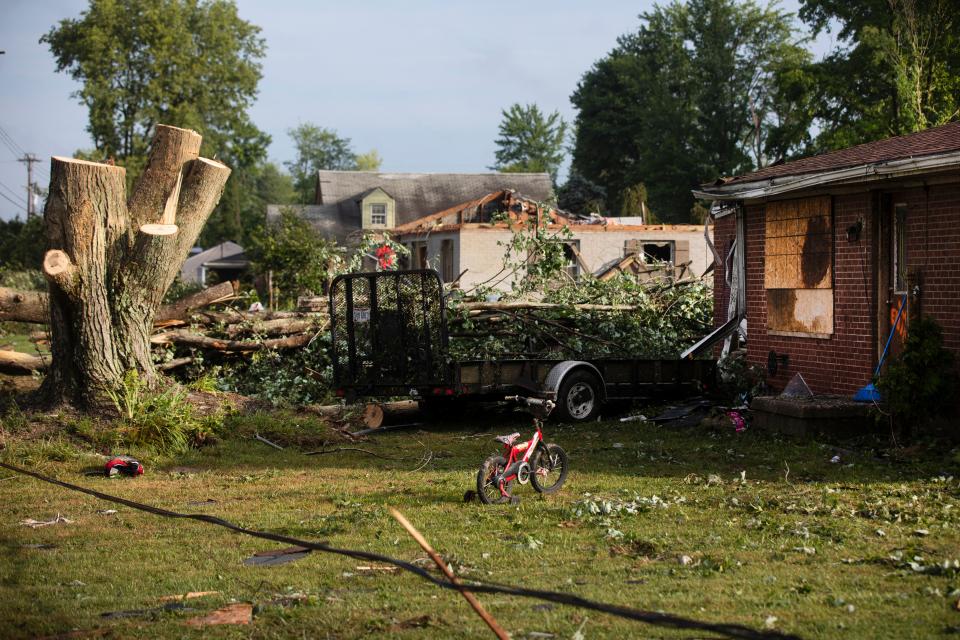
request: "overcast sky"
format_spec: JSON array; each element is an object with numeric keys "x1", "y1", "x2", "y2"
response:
[{"x1": 0, "y1": 0, "x2": 835, "y2": 222}]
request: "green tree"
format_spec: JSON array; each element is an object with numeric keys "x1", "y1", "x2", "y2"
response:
[
  {"x1": 285, "y1": 124, "x2": 360, "y2": 203},
  {"x1": 556, "y1": 171, "x2": 607, "y2": 215},
  {"x1": 354, "y1": 149, "x2": 383, "y2": 172},
  {"x1": 0, "y1": 216, "x2": 45, "y2": 272},
  {"x1": 570, "y1": 0, "x2": 812, "y2": 222},
  {"x1": 200, "y1": 161, "x2": 296, "y2": 247},
  {"x1": 247, "y1": 208, "x2": 337, "y2": 307},
  {"x1": 800, "y1": 0, "x2": 960, "y2": 149},
  {"x1": 42, "y1": 0, "x2": 269, "y2": 181},
  {"x1": 491, "y1": 103, "x2": 568, "y2": 183}
]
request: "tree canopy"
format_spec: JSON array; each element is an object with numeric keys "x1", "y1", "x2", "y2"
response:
[
  {"x1": 285, "y1": 123, "x2": 382, "y2": 203},
  {"x1": 569, "y1": 0, "x2": 812, "y2": 222},
  {"x1": 491, "y1": 103, "x2": 568, "y2": 183},
  {"x1": 800, "y1": 0, "x2": 960, "y2": 149},
  {"x1": 247, "y1": 208, "x2": 337, "y2": 307},
  {"x1": 42, "y1": 0, "x2": 269, "y2": 176}
]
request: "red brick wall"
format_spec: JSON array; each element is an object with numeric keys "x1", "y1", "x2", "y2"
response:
[
  {"x1": 887, "y1": 184, "x2": 960, "y2": 360},
  {"x1": 711, "y1": 184, "x2": 960, "y2": 396},
  {"x1": 742, "y1": 195, "x2": 878, "y2": 395}
]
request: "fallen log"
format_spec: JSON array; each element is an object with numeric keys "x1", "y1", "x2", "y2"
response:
[
  {"x1": 362, "y1": 400, "x2": 420, "y2": 429},
  {"x1": 154, "y1": 281, "x2": 237, "y2": 322},
  {"x1": 224, "y1": 317, "x2": 325, "y2": 339},
  {"x1": 0, "y1": 287, "x2": 47, "y2": 323},
  {"x1": 158, "y1": 357, "x2": 193, "y2": 371},
  {"x1": 151, "y1": 330, "x2": 312, "y2": 352},
  {"x1": 458, "y1": 301, "x2": 637, "y2": 312},
  {"x1": 1, "y1": 282, "x2": 241, "y2": 325},
  {"x1": 0, "y1": 350, "x2": 47, "y2": 374}
]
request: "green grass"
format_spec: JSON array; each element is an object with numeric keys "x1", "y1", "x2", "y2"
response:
[
  {"x1": 1, "y1": 409, "x2": 959, "y2": 639},
  {"x1": 0, "y1": 332, "x2": 47, "y2": 355}
]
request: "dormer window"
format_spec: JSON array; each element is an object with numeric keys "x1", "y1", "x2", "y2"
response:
[{"x1": 371, "y1": 203, "x2": 387, "y2": 226}]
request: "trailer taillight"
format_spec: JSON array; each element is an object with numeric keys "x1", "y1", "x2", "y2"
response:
[{"x1": 431, "y1": 387, "x2": 455, "y2": 396}]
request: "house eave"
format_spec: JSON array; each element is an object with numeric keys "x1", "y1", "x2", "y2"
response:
[{"x1": 693, "y1": 151, "x2": 960, "y2": 202}]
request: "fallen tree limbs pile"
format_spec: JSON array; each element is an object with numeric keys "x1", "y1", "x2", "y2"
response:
[
  {"x1": 446, "y1": 274, "x2": 713, "y2": 361},
  {"x1": 0, "y1": 281, "x2": 330, "y2": 375}
]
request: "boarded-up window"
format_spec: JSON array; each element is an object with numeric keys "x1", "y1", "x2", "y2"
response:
[{"x1": 764, "y1": 196, "x2": 833, "y2": 336}]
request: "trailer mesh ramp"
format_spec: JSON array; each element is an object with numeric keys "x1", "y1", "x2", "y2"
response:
[{"x1": 330, "y1": 270, "x2": 450, "y2": 393}]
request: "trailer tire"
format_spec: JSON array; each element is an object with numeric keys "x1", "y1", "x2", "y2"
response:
[{"x1": 555, "y1": 370, "x2": 601, "y2": 422}]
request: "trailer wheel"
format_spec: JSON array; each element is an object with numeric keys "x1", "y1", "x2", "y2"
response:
[{"x1": 555, "y1": 370, "x2": 601, "y2": 422}]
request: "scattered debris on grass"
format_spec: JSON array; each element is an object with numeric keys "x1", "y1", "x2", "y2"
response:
[
  {"x1": 101, "y1": 602, "x2": 194, "y2": 619},
  {"x1": 20, "y1": 514, "x2": 72, "y2": 528},
  {"x1": 387, "y1": 614, "x2": 435, "y2": 631},
  {"x1": 184, "y1": 603, "x2": 253, "y2": 627},
  {"x1": 243, "y1": 546, "x2": 311, "y2": 567},
  {"x1": 158, "y1": 591, "x2": 220, "y2": 603}
]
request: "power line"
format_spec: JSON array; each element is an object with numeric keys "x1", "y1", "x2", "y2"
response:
[
  {"x1": 0, "y1": 460, "x2": 799, "y2": 640},
  {"x1": 0, "y1": 189, "x2": 28, "y2": 214},
  {"x1": 0, "y1": 179, "x2": 28, "y2": 207},
  {"x1": 0, "y1": 125, "x2": 27, "y2": 158}
]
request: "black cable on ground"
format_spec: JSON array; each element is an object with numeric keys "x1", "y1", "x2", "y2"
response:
[{"x1": 0, "y1": 460, "x2": 801, "y2": 640}]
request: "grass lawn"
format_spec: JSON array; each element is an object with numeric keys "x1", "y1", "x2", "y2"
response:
[{"x1": 1, "y1": 407, "x2": 959, "y2": 639}]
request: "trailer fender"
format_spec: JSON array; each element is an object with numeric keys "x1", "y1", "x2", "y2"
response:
[{"x1": 542, "y1": 361, "x2": 605, "y2": 401}]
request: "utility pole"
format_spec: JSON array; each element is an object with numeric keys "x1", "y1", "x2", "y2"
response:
[{"x1": 19, "y1": 154, "x2": 40, "y2": 219}]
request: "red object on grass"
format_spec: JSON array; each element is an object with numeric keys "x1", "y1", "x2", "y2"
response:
[{"x1": 105, "y1": 456, "x2": 144, "y2": 477}]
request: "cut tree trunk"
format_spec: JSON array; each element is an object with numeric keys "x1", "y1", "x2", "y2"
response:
[
  {"x1": 0, "y1": 287, "x2": 47, "y2": 323},
  {"x1": 42, "y1": 125, "x2": 230, "y2": 406},
  {"x1": 0, "y1": 349, "x2": 47, "y2": 374},
  {"x1": 1, "y1": 282, "x2": 238, "y2": 326}
]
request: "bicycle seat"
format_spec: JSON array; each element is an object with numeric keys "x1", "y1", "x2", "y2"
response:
[{"x1": 495, "y1": 432, "x2": 521, "y2": 445}]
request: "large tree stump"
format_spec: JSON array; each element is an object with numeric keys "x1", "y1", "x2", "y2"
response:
[{"x1": 42, "y1": 125, "x2": 230, "y2": 406}]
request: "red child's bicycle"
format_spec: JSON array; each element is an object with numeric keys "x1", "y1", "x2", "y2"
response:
[{"x1": 476, "y1": 396, "x2": 569, "y2": 504}]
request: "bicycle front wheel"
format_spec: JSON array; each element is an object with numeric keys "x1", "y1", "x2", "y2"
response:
[{"x1": 530, "y1": 443, "x2": 568, "y2": 494}]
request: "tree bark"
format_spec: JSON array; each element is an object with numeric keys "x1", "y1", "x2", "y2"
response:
[
  {"x1": 2, "y1": 282, "x2": 237, "y2": 325},
  {"x1": 0, "y1": 350, "x2": 47, "y2": 374},
  {"x1": 150, "y1": 330, "x2": 311, "y2": 352},
  {"x1": 41, "y1": 125, "x2": 230, "y2": 407},
  {"x1": 154, "y1": 280, "x2": 237, "y2": 323},
  {"x1": 0, "y1": 287, "x2": 47, "y2": 323}
]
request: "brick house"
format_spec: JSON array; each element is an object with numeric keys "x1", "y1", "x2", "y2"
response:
[{"x1": 693, "y1": 122, "x2": 960, "y2": 396}]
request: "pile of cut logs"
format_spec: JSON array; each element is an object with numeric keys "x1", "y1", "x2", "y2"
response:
[{"x1": 0, "y1": 281, "x2": 330, "y2": 375}]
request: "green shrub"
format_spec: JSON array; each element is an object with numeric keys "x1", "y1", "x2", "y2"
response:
[
  {"x1": 107, "y1": 371, "x2": 223, "y2": 455},
  {"x1": 877, "y1": 317, "x2": 957, "y2": 435}
]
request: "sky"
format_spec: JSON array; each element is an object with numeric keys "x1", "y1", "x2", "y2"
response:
[{"x1": 0, "y1": 0, "x2": 836, "y2": 222}]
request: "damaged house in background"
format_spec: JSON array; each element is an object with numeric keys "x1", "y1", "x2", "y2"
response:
[
  {"x1": 266, "y1": 170, "x2": 554, "y2": 245},
  {"x1": 693, "y1": 121, "x2": 960, "y2": 398},
  {"x1": 268, "y1": 170, "x2": 711, "y2": 291},
  {"x1": 392, "y1": 190, "x2": 709, "y2": 291}
]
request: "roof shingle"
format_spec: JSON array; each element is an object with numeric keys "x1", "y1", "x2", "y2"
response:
[{"x1": 719, "y1": 120, "x2": 960, "y2": 185}]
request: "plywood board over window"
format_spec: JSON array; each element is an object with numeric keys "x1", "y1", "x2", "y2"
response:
[{"x1": 764, "y1": 196, "x2": 833, "y2": 336}]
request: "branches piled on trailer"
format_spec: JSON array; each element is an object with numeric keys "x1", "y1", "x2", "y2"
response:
[{"x1": 444, "y1": 272, "x2": 713, "y2": 362}]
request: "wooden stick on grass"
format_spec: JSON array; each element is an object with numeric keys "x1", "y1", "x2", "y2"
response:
[{"x1": 388, "y1": 507, "x2": 509, "y2": 640}]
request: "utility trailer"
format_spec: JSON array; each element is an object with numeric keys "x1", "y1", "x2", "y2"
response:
[{"x1": 329, "y1": 269, "x2": 715, "y2": 422}]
